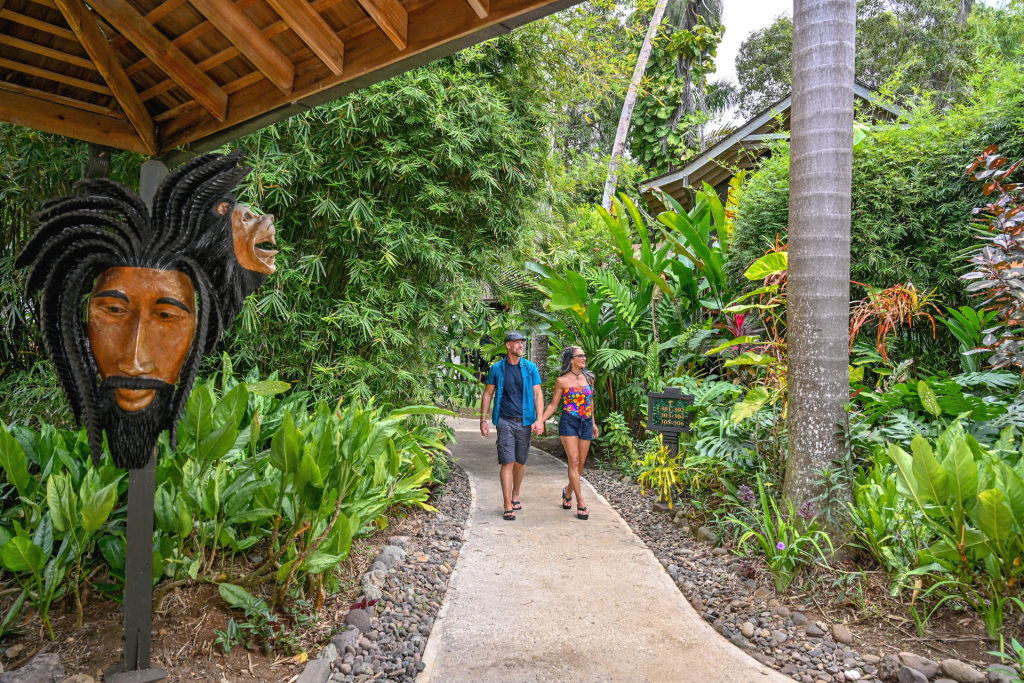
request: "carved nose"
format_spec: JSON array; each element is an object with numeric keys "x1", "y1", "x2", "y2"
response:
[{"x1": 117, "y1": 319, "x2": 155, "y2": 376}]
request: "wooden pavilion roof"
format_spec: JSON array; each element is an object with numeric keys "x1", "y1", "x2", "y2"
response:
[{"x1": 0, "y1": 0, "x2": 575, "y2": 157}]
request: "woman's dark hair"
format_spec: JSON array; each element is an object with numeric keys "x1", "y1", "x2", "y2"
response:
[{"x1": 559, "y1": 346, "x2": 595, "y2": 384}]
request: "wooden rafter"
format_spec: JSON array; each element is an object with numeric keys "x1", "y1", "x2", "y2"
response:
[
  {"x1": 0, "y1": 89, "x2": 148, "y2": 152},
  {"x1": 188, "y1": 0, "x2": 295, "y2": 94},
  {"x1": 0, "y1": 80, "x2": 126, "y2": 117},
  {"x1": 0, "y1": 34, "x2": 97, "y2": 70},
  {"x1": 0, "y1": 56, "x2": 112, "y2": 94},
  {"x1": 351, "y1": 0, "x2": 406, "y2": 50},
  {"x1": 463, "y1": 0, "x2": 487, "y2": 19},
  {"x1": 265, "y1": 0, "x2": 345, "y2": 73},
  {"x1": 0, "y1": 9, "x2": 78, "y2": 40},
  {"x1": 54, "y1": 0, "x2": 159, "y2": 155},
  {"x1": 108, "y1": 0, "x2": 189, "y2": 51},
  {"x1": 85, "y1": 0, "x2": 229, "y2": 120}
]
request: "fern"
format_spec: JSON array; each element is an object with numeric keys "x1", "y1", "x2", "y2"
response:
[
  {"x1": 952, "y1": 372, "x2": 1020, "y2": 389},
  {"x1": 591, "y1": 348, "x2": 645, "y2": 372}
]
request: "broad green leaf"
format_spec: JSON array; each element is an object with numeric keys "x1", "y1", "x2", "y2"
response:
[
  {"x1": 246, "y1": 380, "x2": 292, "y2": 397},
  {"x1": 46, "y1": 473, "x2": 75, "y2": 534},
  {"x1": 295, "y1": 453, "x2": 323, "y2": 492},
  {"x1": 888, "y1": 442, "x2": 921, "y2": 503},
  {"x1": 0, "y1": 426, "x2": 31, "y2": 498},
  {"x1": 218, "y1": 583, "x2": 257, "y2": 608},
  {"x1": 730, "y1": 387, "x2": 770, "y2": 423},
  {"x1": 270, "y1": 412, "x2": 301, "y2": 474},
  {"x1": 723, "y1": 351, "x2": 775, "y2": 367},
  {"x1": 977, "y1": 488, "x2": 1013, "y2": 544},
  {"x1": 918, "y1": 380, "x2": 941, "y2": 418},
  {"x1": 98, "y1": 535, "x2": 125, "y2": 571},
  {"x1": 1, "y1": 537, "x2": 43, "y2": 574},
  {"x1": 227, "y1": 508, "x2": 277, "y2": 525},
  {"x1": 302, "y1": 552, "x2": 344, "y2": 574},
  {"x1": 154, "y1": 485, "x2": 178, "y2": 534},
  {"x1": 997, "y1": 462, "x2": 1024, "y2": 526},
  {"x1": 276, "y1": 558, "x2": 295, "y2": 582},
  {"x1": 32, "y1": 513, "x2": 52, "y2": 558},
  {"x1": 80, "y1": 482, "x2": 117, "y2": 534},
  {"x1": 212, "y1": 383, "x2": 249, "y2": 430},
  {"x1": 849, "y1": 366, "x2": 865, "y2": 383},
  {"x1": 198, "y1": 421, "x2": 238, "y2": 462},
  {"x1": 181, "y1": 384, "x2": 215, "y2": 442},
  {"x1": 388, "y1": 406, "x2": 456, "y2": 418},
  {"x1": 178, "y1": 497, "x2": 192, "y2": 537},
  {"x1": 911, "y1": 435, "x2": 948, "y2": 503},
  {"x1": 943, "y1": 437, "x2": 979, "y2": 503},
  {"x1": 705, "y1": 336, "x2": 760, "y2": 355},
  {"x1": 743, "y1": 251, "x2": 788, "y2": 280},
  {"x1": 187, "y1": 554, "x2": 202, "y2": 580}
]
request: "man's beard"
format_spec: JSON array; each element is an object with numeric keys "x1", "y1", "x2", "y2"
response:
[{"x1": 97, "y1": 376, "x2": 175, "y2": 469}]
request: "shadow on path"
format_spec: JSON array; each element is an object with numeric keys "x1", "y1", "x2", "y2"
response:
[{"x1": 420, "y1": 418, "x2": 791, "y2": 683}]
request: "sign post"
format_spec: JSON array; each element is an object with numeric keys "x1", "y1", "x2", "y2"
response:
[{"x1": 646, "y1": 386, "x2": 695, "y2": 460}]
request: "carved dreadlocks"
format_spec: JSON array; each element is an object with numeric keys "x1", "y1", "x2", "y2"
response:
[{"x1": 15, "y1": 151, "x2": 260, "y2": 468}]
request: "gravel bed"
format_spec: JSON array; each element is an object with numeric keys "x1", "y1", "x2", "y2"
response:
[
  {"x1": 307, "y1": 459, "x2": 472, "y2": 683},
  {"x1": 586, "y1": 471, "x2": 1006, "y2": 683}
]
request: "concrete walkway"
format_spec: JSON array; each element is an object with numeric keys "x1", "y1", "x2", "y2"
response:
[{"x1": 420, "y1": 418, "x2": 791, "y2": 683}]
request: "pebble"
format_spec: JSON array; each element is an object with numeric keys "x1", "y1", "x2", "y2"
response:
[
  {"x1": 899, "y1": 652, "x2": 940, "y2": 679},
  {"x1": 304, "y1": 457, "x2": 472, "y2": 683},
  {"x1": 831, "y1": 624, "x2": 854, "y2": 646},
  {"x1": 898, "y1": 666, "x2": 929, "y2": 683},
  {"x1": 939, "y1": 659, "x2": 985, "y2": 683}
]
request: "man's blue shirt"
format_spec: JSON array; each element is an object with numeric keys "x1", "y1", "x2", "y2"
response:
[{"x1": 485, "y1": 357, "x2": 542, "y2": 426}]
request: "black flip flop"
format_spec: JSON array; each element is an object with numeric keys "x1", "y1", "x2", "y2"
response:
[
  {"x1": 577, "y1": 505, "x2": 589, "y2": 520},
  {"x1": 511, "y1": 499, "x2": 522, "y2": 511},
  {"x1": 503, "y1": 509, "x2": 516, "y2": 521},
  {"x1": 562, "y1": 488, "x2": 573, "y2": 509}
]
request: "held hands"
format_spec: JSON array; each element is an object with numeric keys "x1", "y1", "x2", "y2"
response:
[
  {"x1": 531, "y1": 421, "x2": 545, "y2": 436},
  {"x1": 480, "y1": 421, "x2": 490, "y2": 438}
]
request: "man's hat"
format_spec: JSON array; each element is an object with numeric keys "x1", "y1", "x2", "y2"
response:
[{"x1": 504, "y1": 331, "x2": 527, "y2": 342}]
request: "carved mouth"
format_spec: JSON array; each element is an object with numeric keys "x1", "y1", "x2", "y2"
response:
[
  {"x1": 114, "y1": 388, "x2": 156, "y2": 411},
  {"x1": 250, "y1": 220, "x2": 277, "y2": 272}
]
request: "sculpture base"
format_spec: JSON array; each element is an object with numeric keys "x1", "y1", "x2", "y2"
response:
[{"x1": 103, "y1": 663, "x2": 168, "y2": 683}]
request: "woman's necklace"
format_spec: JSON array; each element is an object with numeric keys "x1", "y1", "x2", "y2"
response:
[{"x1": 571, "y1": 370, "x2": 583, "y2": 380}]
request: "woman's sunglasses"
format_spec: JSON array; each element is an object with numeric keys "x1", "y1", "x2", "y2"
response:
[{"x1": 573, "y1": 354, "x2": 586, "y2": 359}]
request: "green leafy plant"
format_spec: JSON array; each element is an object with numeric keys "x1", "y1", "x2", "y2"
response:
[
  {"x1": 633, "y1": 435, "x2": 685, "y2": 507},
  {"x1": 727, "y1": 476, "x2": 834, "y2": 591},
  {"x1": 939, "y1": 306, "x2": 1000, "y2": 373}
]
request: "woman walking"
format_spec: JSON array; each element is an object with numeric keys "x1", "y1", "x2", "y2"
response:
[{"x1": 540, "y1": 346, "x2": 598, "y2": 520}]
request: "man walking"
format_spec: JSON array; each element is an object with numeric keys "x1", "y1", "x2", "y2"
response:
[{"x1": 480, "y1": 331, "x2": 544, "y2": 520}]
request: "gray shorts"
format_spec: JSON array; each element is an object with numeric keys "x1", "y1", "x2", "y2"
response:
[{"x1": 496, "y1": 421, "x2": 532, "y2": 465}]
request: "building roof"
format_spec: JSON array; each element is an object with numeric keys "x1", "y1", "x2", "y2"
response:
[
  {"x1": 638, "y1": 82, "x2": 900, "y2": 214},
  {"x1": 0, "y1": 0, "x2": 579, "y2": 158}
]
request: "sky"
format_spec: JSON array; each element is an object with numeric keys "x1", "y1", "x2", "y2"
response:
[{"x1": 709, "y1": 0, "x2": 792, "y2": 89}]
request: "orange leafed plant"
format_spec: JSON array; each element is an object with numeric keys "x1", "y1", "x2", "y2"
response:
[{"x1": 849, "y1": 282, "x2": 940, "y2": 361}]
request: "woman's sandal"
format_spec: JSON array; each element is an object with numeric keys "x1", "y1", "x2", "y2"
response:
[
  {"x1": 511, "y1": 499, "x2": 522, "y2": 511},
  {"x1": 503, "y1": 509, "x2": 516, "y2": 521},
  {"x1": 577, "y1": 505, "x2": 589, "y2": 520},
  {"x1": 562, "y1": 488, "x2": 573, "y2": 509}
]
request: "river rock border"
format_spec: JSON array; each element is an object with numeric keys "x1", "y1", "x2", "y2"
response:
[
  {"x1": 584, "y1": 471, "x2": 1014, "y2": 683},
  {"x1": 295, "y1": 460, "x2": 471, "y2": 683}
]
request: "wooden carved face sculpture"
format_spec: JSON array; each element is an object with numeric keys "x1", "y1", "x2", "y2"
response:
[
  {"x1": 87, "y1": 267, "x2": 197, "y2": 411},
  {"x1": 16, "y1": 149, "x2": 274, "y2": 469},
  {"x1": 215, "y1": 202, "x2": 277, "y2": 275}
]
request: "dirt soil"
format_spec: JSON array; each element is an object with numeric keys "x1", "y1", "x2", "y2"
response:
[
  {"x1": 0, "y1": 507, "x2": 438, "y2": 682},
  {"x1": 531, "y1": 440, "x2": 1016, "y2": 672}
]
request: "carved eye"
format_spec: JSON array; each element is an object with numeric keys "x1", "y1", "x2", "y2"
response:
[
  {"x1": 108, "y1": 306, "x2": 122, "y2": 314},
  {"x1": 158, "y1": 311, "x2": 171, "y2": 319}
]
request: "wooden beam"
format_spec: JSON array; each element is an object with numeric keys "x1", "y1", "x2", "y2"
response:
[
  {"x1": 0, "y1": 56, "x2": 113, "y2": 94},
  {"x1": 188, "y1": 0, "x2": 294, "y2": 94},
  {"x1": 109, "y1": 0, "x2": 190, "y2": 51},
  {"x1": 0, "y1": 80, "x2": 126, "y2": 117},
  {"x1": 265, "y1": 0, "x2": 345, "y2": 74},
  {"x1": 0, "y1": 9, "x2": 78, "y2": 41},
  {"x1": 351, "y1": 0, "x2": 407, "y2": 49},
  {"x1": 0, "y1": 89, "x2": 148, "y2": 153},
  {"x1": 86, "y1": 0, "x2": 228, "y2": 120},
  {"x1": 463, "y1": 0, "x2": 487, "y2": 19},
  {"x1": 0, "y1": 34, "x2": 97, "y2": 70},
  {"x1": 54, "y1": 0, "x2": 159, "y2": 155}
]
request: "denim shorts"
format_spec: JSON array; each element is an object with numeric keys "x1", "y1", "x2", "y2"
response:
[
  {"x1": 559, "y1": 413, "x2": 593, "y2": 440},
  {"x1": 496, "y1": 421, "x2": 532, "y2": 465}
]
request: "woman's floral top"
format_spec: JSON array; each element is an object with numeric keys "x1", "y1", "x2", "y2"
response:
[{"x1": 562, "y1": 385, "x2": 593, "y2": 419}]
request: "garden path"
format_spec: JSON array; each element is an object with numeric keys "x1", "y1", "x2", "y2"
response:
[{"x1": 419, "y1": 417, "x2": 791, "y2": 683}]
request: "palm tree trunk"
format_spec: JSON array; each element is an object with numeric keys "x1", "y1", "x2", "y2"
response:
[
  {"x1": 782, "y1": 0, "x2": 856, "y2": 515},
  {"x1": 601, "y1": 0, "x2": 670, "y2": 210}
]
